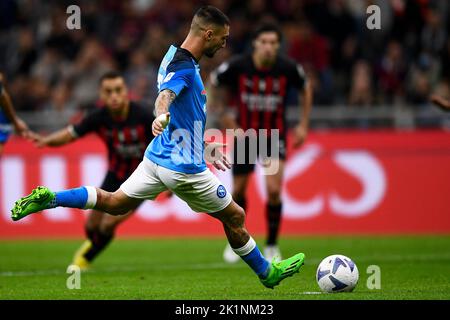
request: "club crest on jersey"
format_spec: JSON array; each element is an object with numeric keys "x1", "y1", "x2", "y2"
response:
[{"x1": 217, "y1": 185, "x2": 227, "y2": 198}]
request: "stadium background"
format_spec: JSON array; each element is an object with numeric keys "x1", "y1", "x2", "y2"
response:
[{"x1": 0, "y1": 0, "x2": 449, "y2": 238}]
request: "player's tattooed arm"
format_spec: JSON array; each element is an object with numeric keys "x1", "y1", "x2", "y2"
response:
[
  {"x1": 154, "y1": 89, "x2": 176, "y2": 117},
  {"x1": 152, "y1": 89, "x2": 175, "y2": 136},
  {"x1": 293, "y1": 81, "x2": 313, "y2": 148}
]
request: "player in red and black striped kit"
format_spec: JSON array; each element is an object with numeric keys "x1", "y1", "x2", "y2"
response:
[
  {"x1": 210, "y1": 24, "x2": 313, "y2": 263},
  {"x1": 32, "y1": 71, "x2": 156, "y2": 269}
]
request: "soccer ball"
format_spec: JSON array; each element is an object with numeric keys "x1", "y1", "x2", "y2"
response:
[{"x1": 316, "y1": 254, "x2": 359, "y2": 293}]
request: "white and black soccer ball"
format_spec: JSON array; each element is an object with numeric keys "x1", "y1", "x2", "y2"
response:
[{"x1": 316, "y1": 254, "x2": 359, "y2": 293}]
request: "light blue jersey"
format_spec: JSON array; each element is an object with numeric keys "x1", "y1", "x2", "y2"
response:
[{"x1": 145, "y1": 45, "x2": 207, "y2": 174}]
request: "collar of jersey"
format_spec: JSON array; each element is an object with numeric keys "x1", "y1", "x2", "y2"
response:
[{"x1": 176, "y1": 46, "x2": 199, "y2": 64}]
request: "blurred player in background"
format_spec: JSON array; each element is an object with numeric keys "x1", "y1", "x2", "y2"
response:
[
  {"x1": 12, "y1": 6, "x2": 305, "y2": 289},
  {"x1": 0, "y1": 73, "x2": 30, "y2": 155},
  {"x1": 210, "y1": 23, "x2": 313, "y2": 263},
  {"x1": 31, "y1": 71, "x2": 155, "y2": 270}
]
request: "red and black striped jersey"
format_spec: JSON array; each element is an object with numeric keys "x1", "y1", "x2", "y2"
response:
[
  {"x1": 211, "y1": 54, "x2": 306, "y2": 137},
  {"x1": 72, "y1": 102, "x2": 154, "y2": 180}
]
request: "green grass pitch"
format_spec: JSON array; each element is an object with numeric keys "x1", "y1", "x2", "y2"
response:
[{"x1": 1, "y1": 236, "x2": 449, "y2": 300}]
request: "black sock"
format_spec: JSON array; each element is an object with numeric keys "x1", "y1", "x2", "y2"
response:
[
  {"x1": 84, "y1": 228, "x2": 114, "y2": 262},
  {"x1": 266, "y1": 203, "x2": 282, "y2": 245}
]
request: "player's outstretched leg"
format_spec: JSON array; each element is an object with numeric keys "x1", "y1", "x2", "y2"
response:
[
  {"x1": 11, "y1": 185, "x2": 141, "y2": 221},
  {"x1": 212, "y1": 201, "x2": 305, "y2": 289},
  {"x1": 11, "y1": 186, "x2": 98, "y2": 221}
]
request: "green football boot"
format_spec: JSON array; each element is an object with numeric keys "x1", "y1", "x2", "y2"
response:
[
  {"x1": 11, "y1": 186, "x2": 55, "y2": 221},
  {"x1": 260, "y1": 252, "x2": 305, "y2": 289}
]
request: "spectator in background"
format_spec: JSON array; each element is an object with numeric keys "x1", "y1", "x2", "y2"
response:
[
  {"x1": 31, "y1": 45, "x2": 67, "y2": 89},
  {"x1": 420, "y1": 8, "x2": 447, "y2": 58},
  {"x1": 406, "y1": 67, "x2": 431, "y2": 106},
  {"x1": 10, "y1": 27, "x2": 38, "y2": 77},
  {"x1": 348, "y1": 60, "x2": 374, "y2": 106},
  {"x1": 141, "y1": 24, "x2": 175, "y2": 66},
  {"x1": 37, "y1": 82, "x2": 78, "y2": 131},
  {"x1": 288, "y1": 19, "x2": 333, "y2": 104},
  {"x1": 0, "y1": 0, "x2": 449, "y2": 123},
  {"x1": 68, "y1": 38, "x2": 115, "y2": 109},
  {"x1": 376, "y1": 40, "x2": 407, "y2": 105},
  {"x1": 124, "y1": 48, "x2": 158, "y2": 106}
]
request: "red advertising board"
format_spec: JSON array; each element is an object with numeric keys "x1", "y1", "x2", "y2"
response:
[{"x1": 1, "y1": 130, "x2": 449, "y2": 238}]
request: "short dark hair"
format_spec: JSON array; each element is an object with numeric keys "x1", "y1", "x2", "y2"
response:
[
  {"x1": 194, "y1": 5, "x2": 230, "y2": 27},
  {"x1": 99, "y1": 71, "x2": 123, "y2": 85},
  {"x1": 253, "y1": 23, "x2": 283, "y2": 42}
]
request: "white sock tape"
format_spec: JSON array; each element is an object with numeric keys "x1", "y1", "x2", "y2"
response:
[
  {"x1": 84, "y1": 186, "x2": 97, "y2": 209},
  {"x1": 232, "y1": 237, "x2": 256, "y2": 257}
]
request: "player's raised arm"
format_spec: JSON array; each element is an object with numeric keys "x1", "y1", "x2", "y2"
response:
[
  {"x1": 152, "y1": 89, "x2": 175, "y2": 136},
  {"x1": 293, "y1": 72, "x2": 313, "y2": 148},
  {"x1": 0, "y1": 73, "x2": 30, "y2": 138}
]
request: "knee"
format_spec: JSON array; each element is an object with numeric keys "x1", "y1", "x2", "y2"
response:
[
  {"x1": 227, "y1": 206, "x2": 246, "y2": 229},
  {"x1": 85, "y1": 219, "x2": 99, "y2": 232},
  {"x1": 99, "y1": 220, "x2": 117, "y2": 235},
  {"x1": 98, "y1": 191, "x2": 128, "y2": 216},
  {"x1": 108, "y1": 206, "x2": 129, "y2": 216}
]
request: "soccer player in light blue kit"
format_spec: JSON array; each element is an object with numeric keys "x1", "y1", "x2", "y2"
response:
[{"x1": 11, "y1": 6, "x2": 305, "y2": 289}]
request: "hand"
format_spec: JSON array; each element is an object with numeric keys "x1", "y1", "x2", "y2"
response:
[
  {"x1": 13, "y1": 118, "x2": 30, "y2": 138},
  {"x1": 152, "y1": 112, "x2": 170, "y2": 136},
  {"x1": 30, "y1": 133, "x2": 47, "y2": 148},
  {"x1": 293, "y1": 123, "x2": 308, "y2": 148},
  {"x1": 430, "y1": 94, "x2": 450, "y2": 111},
  {"x1": 204, "y1": 142, "x2": 231, "y2": 171}
]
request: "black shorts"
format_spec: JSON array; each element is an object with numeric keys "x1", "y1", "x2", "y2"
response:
[
  {"x1": 100, "y1": 171, "x2": 126, "y2": 192},
  {"x1": 232, "y1": 135, "x2": 286, "y2": 176}
]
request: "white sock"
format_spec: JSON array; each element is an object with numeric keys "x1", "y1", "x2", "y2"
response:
[
  {"x1": 232, "y1": 237, "x2": 256, "y2": 256},
  {"x1": 84, "y1": 186, "x2": 97, "y2": 209}
]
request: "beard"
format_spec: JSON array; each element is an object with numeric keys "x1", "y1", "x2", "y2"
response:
[{"x1": 205, "y1": 47, "x2": 219, "y2": 58}]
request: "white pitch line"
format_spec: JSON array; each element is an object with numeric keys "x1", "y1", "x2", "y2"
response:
[
  {"x1": 1, "y1": 252, "x2": 449, "y2": 278},
  {"x1": 0, "y1": 262, "x2": 244, "y2": 277},
  {"x1": 301, "y1": 291, "x2": 323, "y2": 295}
]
